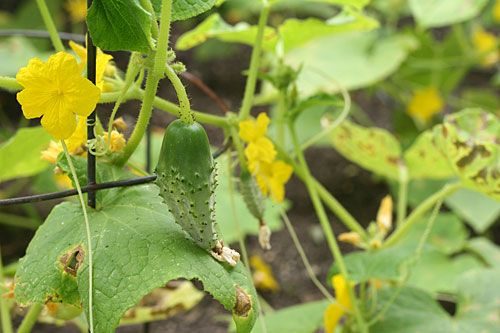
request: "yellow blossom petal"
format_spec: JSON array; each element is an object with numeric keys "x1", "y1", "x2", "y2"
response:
[
  {"x1": 238, "y1": 113, "x2": 270, "y2": 142},
  {"x1": 65, "y1": 0, "x2": 87, "y2": 23},
  {"x1": 69, "y1": 40, "x2": 114, "y2": 90},
  {"x1": 250, "y1": 255, "x2": 280, "y2": 292},
  {"x1": 41, "y1": 141, "x2": 63, "y2": 163},
  {"x1": 494, "y1": 0, "x2": 500, "y2": 23},
  {"x1": 324, "y1": 304, "x2": 344, "y2": 333},
  {"x1": 324, "y1": 274, "x2": 354, "y2": 333},
  {"x1": 255, "y1": 113, "x2": 270, "y2": 137},
  {"x1": 103, "y1": 130, "x2": 126, "y2": 152},
  {"x1": 65, "y1": 116, "x2": 87, "y2": 152},
  {"x1": 253, "y1": 160, "x2": 293, "y2": 203},
  {"x1": 376, "y1": 195, "x2": 393, "y2": 235},
  {"x1": 472, "y1": 28, "x2": 499, "y2": 67},
  {"x1": 16, "y1": 52, "x2": 101, "y2": 140},
  {"x1": 244, "y1": 137, "x2": 276, "y2": 165},
  {"x1": 407, "y1": 86, "x2": 443, "y2": 123}
]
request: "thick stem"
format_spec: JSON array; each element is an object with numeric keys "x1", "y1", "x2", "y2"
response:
[
  {"x1": 140, "y1": 0, "x2": 160, "y2": 40},
  {"x1": 228, "y1": 123, "x2": 248, "y2": 169},
  {"x1": 152, "y1": 0, "x2": 172, "y2": 78},
  {"x1": 288, "y1": 123, "x2": 368, "y2": 333},
  {"x1": 396, "y1": 164, "x2": 409, "y2": 227},
  {"x1": 277, "y1": 89, "x2": 287, "y2": 147},
  {"x1": 238, "y1": 4, "x2": 270, "y2": 121},
  {"x1": 382, "y1": 182, "x2": 463, "y2": 248},
  {"x1": 0, "y1": 76, "x2": 22, "y2": 90},
  {"x1": 35, "y1": 0, "x2": 64, "y2": 52},
  {"x1": 16, "y1": 303, "x2": 43, "y2": 333},
  {"x1": 0, "y1": 246, "x2": 13, "y2": 333}
]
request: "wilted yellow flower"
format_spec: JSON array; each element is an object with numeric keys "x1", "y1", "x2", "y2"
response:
[
  {"x1": 65, "y1": 0, "x2": 87, "y2": 23},
  {"x1": 252, "y1": 160, "x2": 293, "y2": 203},
  {"x1": 324, "y1": 274, "x2": 354, "y2": 333},
  {"x1": 69, "y1": 40, "x2": 114, "y2": 91},
  {"x1": 239, "y1": 113, "x2": 276, "y2": 164},
  {"x1": 103, "y1": 130, "x2": 126, "y2": 152},
  {"x1": 16, "y1": 52, "x2": 100, "y2": 140},
  {"x1": 407, "y1": 86, "x2": 443, "y2": 123},
  {"x1": 472, "y1": 28, "x2": 500, "y2": 67},
  {"x1": 338, "y1": 232, "x2": 362, "y2": 246},
  {"x1": 250, "y1": 255, "x2": 280, "y2": 292},
  {"x1": 112, "y1": 117, "x2": 127, "y2": 131},
  {"x1": 376, "y1": 195, "x2": 393, "y2": 235}
]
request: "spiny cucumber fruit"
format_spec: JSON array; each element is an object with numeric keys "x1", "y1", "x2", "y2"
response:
[{"x1": 155, "y1": 119, "x2": 239, "y2": 266}]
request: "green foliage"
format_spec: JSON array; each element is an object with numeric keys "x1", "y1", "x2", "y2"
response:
[
  {"x1": 15, "y1": 159, "x2": 258, "y2": 333},
  {"x1": 409, "y1": 0, "x2": 490, "y2": 28},
  {"x1": 0, "y1": 37, "x2": 51, "y2": 76},
  {"x1": 328, "y1": 119, "x2": 402, "y2": 179},
  {"x1": 286, "y1": 31, "x2": 418, "y2": 97},
  {"x1": 151, "y1": 0, "x2": 218, "y2": 21},
  {"x1": 87, "y1": 0, "x2": 153, "y2": 53},
  {"x1": 301, "y1": 0, "x2": 370, "y2": 10},
  {"x1": 444, "y1": 189, "x2": 500, "y2": 233},
  {"x1": 0, "y1": 127, "x2": 51, "y2": 183},
  {"x1": 371, "y1": 269, "x2": 500, "y2": 333},
  {"x1": 466, "y1": 237, "x2": 500, "y2": 268}
]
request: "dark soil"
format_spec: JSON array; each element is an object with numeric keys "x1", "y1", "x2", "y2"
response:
[{"x1": 0, "y1": 11, "x2": 391, "y2": 333}]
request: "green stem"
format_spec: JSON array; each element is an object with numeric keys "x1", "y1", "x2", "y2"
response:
[
  {"x1": 238, "y1": 4, "x2": 270, "y2": 121},
  {"x1": 152, "y1": 0, "x2": 172, "y2": 78},
  {"x1": 16, "y1": 303, "x2": 43, "y2": 333},
  {"x1": 35, "y1": 0, "x2": 64, "y2": 52},
  {"x1": 140, "y1": 0, "x2": 160, "y2": 40},
  {"x1": 164, "y1": 65, "x2": 193, "y2": 124},
  {"x1": 382, "y1": 182, "x2": 462, "y2": 248},
  {"x1": 107, "y1": 53, "x2": 142, "y2": 148},
  {"x1": 396, "y1": 164, "x2": 408, "y2": 227},
  {"x1": 0, "y1": 76, "x2": 22, "y2": 90},
  {"x1": 277, "y1": 89, "x2": 286, "y2": 147},
  {"x1": 288, "y1": 122, "x2": 368, "y2": 333},
  {"x1": 61, "y1": 141, "x2": 94, "y2": 333},
  {"x1": 228, "y1": 122, "x2": 248, "y2": 169},
  {"x1": 0, "y1": 246, "x2": 13, "y2": 333}
]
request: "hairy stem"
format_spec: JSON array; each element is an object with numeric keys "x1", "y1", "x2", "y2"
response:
[
  {"x1": 17, "y1": 303, "x2": 43, "y2": 333},
  {"x1": 382, "y1": 182, "x2": 462, "y2": 248},
  {"x1": 36, "y1": 0, "x2": 64, "y2": 52},
  {"x1": 164, "y1": 65, "x2": 193, "y2": 124},
  {"x1": 396, "y1": 164, "x2": 409, "y2": 227},
  {"x1": 288, "y1": 123, "x2": 368, "y2": 333},
  {"x1": 238, "y1": 4, "x2": 270, "y2": 121},
  {"x1": 61, "y1": 141, "x2": 94, "y2": 332}
]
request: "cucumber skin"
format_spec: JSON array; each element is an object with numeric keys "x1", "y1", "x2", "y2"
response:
[
  {"x1": 155, "y1": 120, "x2": 220, "y2": 250},
  {"x1": 240, "y1": 169, "x2": 265, "y2": 221}
]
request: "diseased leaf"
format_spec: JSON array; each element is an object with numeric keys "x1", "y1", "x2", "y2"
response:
[
  {"x1": 0, "y1": 127, "x2": 51, "y2": 182},
  {"x1": 285, "y1": 31, "x2": 418, "y2": 97},
  {"x1": 433, "y1": 109, "x2": 500, "y2": 203},
  {"x1": 87, "y1": 0, "x2": 152, "y2": 53},
  {"x1": 409, "y1": 0, "x2": 489, "y2": 28},
  {"x1": 15, "y1": 161, "x2": 258, "y2": 333},
  {"x1": 328, "y1": 120, "x2": 403, "y2": 179},
  {"x1": 404, "y1": 131, "x2": 454, "y2": 179},
  {"x1": 152, "y1": 0, "x2": 218, "y2": 21}
]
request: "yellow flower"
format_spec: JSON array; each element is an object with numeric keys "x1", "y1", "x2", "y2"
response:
[
  {"x1": 324, "y1": 274, "x2": 354, "y2": 333},
  {"x1": 253, "y1": 160, "x2": 293, "y2": 203},
  {"x1": 407, "y1": 86, "x2": 443, "y2": 123},
  {"x1": 41, "y1": 117, "x2": 88, "y2": 163},
  {"x1": 376, "y1": 195, "x2": 393, "y2": 235},
  {"x1": 69, "y1": 40, "x2": 114, "y2": 91},
  {"x1": 494, "y1": 0, "x2": 500, "y2": 23},
  {"x1": 472, "y1": 28, "x2": 500, "y2": 67},
  {"x1": 65, "y1": 0, "x2": 87, "y2": 23},
  {"x1": 250, "y1": 255, "x2": 280, "y2": 292},
  {"x1": 239, "y1": 113, "x2": 276, "y2": 164},
  {"x1": 16, "y1": 52, "x2": 100, "y2": 140},
  {"x1": 103, "y1": 130, "x2": 126, "y2": 152}
]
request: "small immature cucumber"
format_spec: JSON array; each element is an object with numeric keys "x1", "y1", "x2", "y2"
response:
[
  {"x1": 155, "y1": 120, "x2": 239, "y2": 265},
  {"x1": 239, "y1": 169, "x2": 265, "y2": 221}
]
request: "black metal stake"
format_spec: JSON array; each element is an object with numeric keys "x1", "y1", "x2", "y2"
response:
[{"x1": 86, "y1": 0, "x2": 97, "y2": 209}]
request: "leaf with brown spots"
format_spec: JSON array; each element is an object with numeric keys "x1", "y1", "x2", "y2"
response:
[{"x1": 328, "y1": 120, "x2": 403, "y2": 179}]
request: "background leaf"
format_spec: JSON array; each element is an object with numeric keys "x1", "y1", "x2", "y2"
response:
[
  {"x1": 0, "y1": 127, "x2": 51, "y2": 183},
  {"x1": 152, "y1": 0, "x2": 218, "y2": 21},
  {"x1": 16, "y1": 161, "x2": 258, "y2": 333},
  {"x1": 409, "y1": 0, "x2": 489, "y2": 28},
  {"x1": 328, "y1": 119, "x2": 403, "y2": 179},
  {"x1": 466, "y1": 237, "x2": 500, "y2": 268},
  {"x1": 87, "y1": 0, "x2": 152, "y2": 53}
]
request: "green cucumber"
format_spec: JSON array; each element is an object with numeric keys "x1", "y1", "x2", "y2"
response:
[
  {"x1": 155, "y1": 120, "x2": 239, "y2": 265},
  {"x1": 239, "y1": 169, "x2": 265, "y2": 221}
]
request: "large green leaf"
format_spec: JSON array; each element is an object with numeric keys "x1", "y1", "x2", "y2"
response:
[
  {"x1": 404, "y1": 131, "x2": 454, "y2": 179},
  {"x1": 175, "y1": 13, "x2": 277, "y2": 51},
  {"x1": 409, "y1": 0, "x2": 489, "y2": 28},
  {"x1": 433, "y1": 109, "x2": 500, "y2": 203},
  {"x1": 0, "y1": 127, "x2": 51, "y2": 183},
  {"x1": 466, "y1": 237, "x2": 500, "y2": 268},
  {"x1": 152, "y1": 0, "x2": 218, "y2": 21},
  {"x1": 285, "y1": 31, "x2": 418, "y2": 97},
  {"x1": 0, "y1": 37, "x2": 52, "y2": 76},
  {"x1": 229, "y1": 300, "x2": 330, "y2": 333},
  {"x1": 444, "y1": 189, "x2": 500, "y2": 233},
  {"x1": 15, "y1": 161, "x2": 258, "y2": 333},
  {"x1": 328, "y1": 120, "x2": 403, "y2": 179},
  {"x1": 302, "y1": 0, "x2": 369, "y2": 9},
  {"x1": 87, "y1": 0, "x2": 152, "y2": 53},
  {"x1": 371, "y1": 270, "x2": 500, "y2": 333}
]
